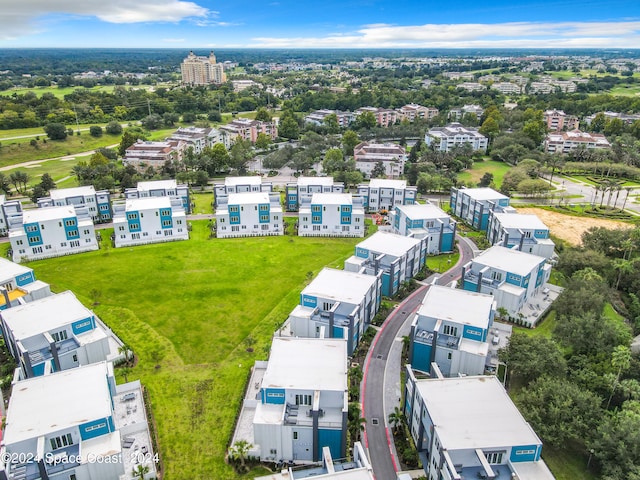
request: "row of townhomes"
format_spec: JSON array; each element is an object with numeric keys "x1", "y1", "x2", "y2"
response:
[
  {"x1": 5, "y1": 180, "x2": 191, "y2": 262},
  {"x1": 0, "y1": 258, "x2": 157, "y2": 480},
  {"x1": 398, "y1": 186, "x2": 560, "y2": 480}
]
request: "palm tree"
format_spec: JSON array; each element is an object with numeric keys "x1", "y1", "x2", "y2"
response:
[
  {"x1": 388, "y1": 406, "x2": 406, "y2": 434},
  {"x1": 606, "y1": 345, "x2": 632, "y2": 409},
  {"x1": 119, "y1": 343, "x2": 133, "y2": 366},
  {"x1": 228, "y1": 440, "x2": 252, "y2": 472},
  {"x1": 132, "y1": 464, "x2": 149, "y2": 480}
]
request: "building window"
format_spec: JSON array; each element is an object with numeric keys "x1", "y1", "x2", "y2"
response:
[
  {"x1": 52, "y1": 330, "x2": 68, "y2": 342},
  {"x1": 491, "y1": 271, "x2": 503, "y2": 282},
  {"x1": 322, "y1": 302, "x2": 334, "y2": 311},
  {"x1": 26, "y1": 225, "x2": 38, "y2": 233},
  {"x1": 50, "y1": 433, "x2": 73, "y2": 450},
  {"x1": 72, "y1": 354, "x2": 78, "y2": 362},
  {"x1": 443, "y1": 325, "x2": 458, "y2": 337},
  {"x1": 64, "y1": 220, "x2": 76, "y2": 227},
  {"x1": 127, "y1": 213, "x2": 137, "y2": 220},
  {"x1": 485, "y1": 452, "x2": 504, "y2": 464},
  {"x1": 67, "y1": 230, "x2": 78, "y2": 237},
  {"x1": 295, "y1": 394, "x2": 312, "y2": 406},
  {"x1": 293, "y1": 432, "x2": 298, "y2": 440}
]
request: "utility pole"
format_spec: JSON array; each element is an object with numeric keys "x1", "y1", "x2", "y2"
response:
[
  {"x1": 147, "y1": 99, "x2": 152, "y2": 116},
  {"x1": 73, "y1": 105, "x2": 80, "y2": 134}
]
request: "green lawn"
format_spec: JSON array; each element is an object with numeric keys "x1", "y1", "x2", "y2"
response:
[
  {"x1": 191, "y1": 191, "x2": 214, "y2": 214},
  {"x1": 15, "y1": 221, "x2": 363, "y2": 479},
  {"x1": 0, "y1": 85, "x2": 154, "y2": 99},
  {"x1": 542, "y1": 447, "x2": 598, "y2": 480},
  {"x1": 608, "y1": 84, "x2": 640, "y2": 97},
  {"x1": 426, "y1": 252, "x2": 460, "y2": 273},
  {"x1": 457, "y1": 159, "x2": 512, "y2": 189}
]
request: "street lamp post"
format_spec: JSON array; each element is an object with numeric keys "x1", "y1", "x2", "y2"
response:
[{"x1": 587, "y1": 448, "x2": 595, "y2": 470}]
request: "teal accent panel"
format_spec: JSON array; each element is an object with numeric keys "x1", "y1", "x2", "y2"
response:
[
  {"x1": 32, "y1": 362, "x2": 45, "y2": 377},
  {"x1": 356, "y1": 247, "x2": 369, "y2": 259},
  {"x1": 317, "y1": 428, "x2": 343, "y2": 460},
  {"x1": 263, "y1": 388, "x2": 286, "y2": 404},
  {"x1": 441, "y1": 232, "x2": 454, "y2": 252},
  {"x1": 510, "y1": 444, "x2": 541, "y2": 463},
  {"x1": 411, "y1": 341, "x2": 432, "y2": 373},
  {"x1": 534, "y1": 229, "x2": 548, "y2": 239},
  {"x1": 25, "y1": 222, "x2": 43, "y2": 246},
  {"x1": 381, "y1": 273, "x2": 392, "y2": 297},
  {"x1": 301, "y1": 295, "x2": 317, "y2": 308},
  {"x1": 72, "y1": 316, "x2": 95, "y2": 335},
  {"x1": 463, "y1": 325, "x2": 486, "y2": 342},
  {"x1": 506, "y1": 273, "x2": 521, "y2": 286},
  {"x1": 15, "y1": 271, "x2": 34, "y2": 287},
  {"x1": 463, "y1": 280, "x2": 478, "y2": 292},
  {"x1": 332, "y1": 326, "x2": 345, "y2": 339},
  {"x1": 63, "y1": 216, "x2": 80, "y2": 240},
  {"x1": 79, "y1": 417, "x2": 113, "y2": 440}
]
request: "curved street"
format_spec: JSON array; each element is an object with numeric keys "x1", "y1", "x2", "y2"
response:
[{"x1": 361, "y1": 234, "x2": 477, "y2": 480}]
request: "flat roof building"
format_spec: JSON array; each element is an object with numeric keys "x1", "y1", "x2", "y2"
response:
[
  {"x1": 125, "y1": 179, "x2": 190, "y2": 213},
  {"x1": 425, "y1": 123, "x2": 488, "y2": 152},
  {"x1": 214, "y1": 176, "x2": 274, "y2": 207},
  {"x1": 216, "y1": 191, "x2": 283, "y2": 238},
  {"x1": 286, "y1": 176, "x2": 344, "y2": 212},
  {"x1": 450, "y1": 187, "x2": 510, "y2": 231},
  {"x1": 0, "y1": 258, "x2": 51, "y2": 310},
  {"x1": 38, "y1": 186, "x2": 112, "y2": 223},
  {"x1": 356, "y1": 179, "x2": 417, "y2": 213},
  {"x1": 487, "y1": 211, "x2": 555, "y2": 260},
  {"x1": 390, "y1": 203, "x2": 456, "y2": 253},
  {"x1": 298, "y1": 193, "x2": 365, "y2": 238}
]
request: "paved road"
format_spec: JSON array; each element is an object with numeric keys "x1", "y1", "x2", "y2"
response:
[{"x1": 361, "y1": 235, "x2": 476, "y2": 480}]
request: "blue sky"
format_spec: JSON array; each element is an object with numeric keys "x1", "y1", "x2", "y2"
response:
[{"x1": 2, "y1": 0, "x2": 640, "y2": 48}]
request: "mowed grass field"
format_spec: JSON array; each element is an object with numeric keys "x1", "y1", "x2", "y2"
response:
[
  {"x1": 0, "y1": 84, "x2": 156, "y2": 99},
  {"x1": 11, "y1": 220, "x2": 364, "y2": 479},
  {"x1": 456, "y1": 159, "x2": 512, "y2": 188}
]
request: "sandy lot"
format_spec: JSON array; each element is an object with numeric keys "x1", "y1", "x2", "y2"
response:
[{"x1": 516, "y1": 207, "x2": 634, "y2": 246}]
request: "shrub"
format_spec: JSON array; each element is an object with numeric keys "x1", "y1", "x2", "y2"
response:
[{"x1": 89, "y1": 125, "x2": 103, "y2": 137}]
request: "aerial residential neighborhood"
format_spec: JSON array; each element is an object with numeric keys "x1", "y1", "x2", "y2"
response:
[{"x1": 0, "y1": 17, "x2": 640, "y2": 480}]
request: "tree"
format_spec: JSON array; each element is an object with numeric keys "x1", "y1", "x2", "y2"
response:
[
  {"x1": 118, "y1": 128, "x2": 147, "y2": 156},
  {"x1": 141, "y1": 113, "x2": 163, "y2": 130},
  {"x1": 132, "y1": 464, "x2": 149, "y2": 480},
  {"x1": 355, "y1": 111, "x2": 377, "y2": 130},
  {"x1": 607, "y1": 345, "x2": 633, "y2": 409},
  {"x1": 517, "y1": 376, "x2": 603, "y2": 449},
  {"x1": 263, "y1": 145, "x2": 294, "y2": 171},
  {"x1": 43, "y1": 122, "x2": 67, "y2": 140},
  {"x1": 545, "y1": 154, "x2": 564, "y2": 185},
  {"x1": 278, "y1": 110, "x2": 299, "y2": 140},
  {"x1": 229, "y1": 138, "x2": 254, "y2": 173},
  {"x1": 255, "y1": 132, "x2": 271, "y2": 150},
  {"x1": 39, "y1": 173, "x2": 56, "y2": 192},
  {"x1": 342, "y1": 130, "x2": 360, "y2": 156},
  {"x1": 89, "y1": 125, "x2": 103, "y2": 137},
  {"x1": 204, "y1": 143, "x2": 230, "y2": 175},
  {"x1": 323, "y1": 113, "x2": 340, "y2": 134},
  {"x1": 105, "y1": 121, "x2": 123, "y2": 135},
  {"x1": 371, "y1": 161, "x2": 386, "y2": 179},
  {"x1": 478, "y1": 117, "x2": 500, "y2": 144},
  {"x1": 592, "y1": 401, "x2": 640, "y2": 479},
  {"x1": 228, "y1": 440, "x2": 252, "y2": 472},
  {"x1": 388, "y1": 406, "x2": 405, "y2": 434},
  {"x1": 499, "y1": 332, "x2": 566, "y2": 386},
  {"x1": 478, "y1": 172, "x2": 494, "y2": 187},
  {"x1": 9, "y1": 171, "x2": 29, "y2": 195},
  {"x1": 254, "y1": 107, "x2": 272, "y2": 122},
  {"x1": 30, "y1": 184, "x2": 48, "y2": 203},
  {"x1": 0, "y1": 173, "x2": 10, "y2": 195}
]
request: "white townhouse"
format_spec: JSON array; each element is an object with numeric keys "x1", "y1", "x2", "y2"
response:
[
  {"x1": 408, "y1": 285, "x2": 497, "y2": 377},
  {"x1": 255, "y1": 442, "x2": 373, "y2": 480},
  {"x1": 396, "y1": 104, "x2": 439, "y2": 122},
  {"x1": 353, "y1": 142, "x2": 407, "y2": 179},
  {"x1": 425, "y1": 123, "x2": 488, "y2": 152},
  {"x1": 123, "y1": 139, "x2": 183, "y2": 173},
  {"x1": 124, "y1": 179, "x2": 191, "y2": 213},
  {"x1": 37, "y1": 186, "x2": 112, "y2": 223},
  {"x1": 167, "y1": 126, "x2": 223, "y2": 155},
  {"x1": 404, "y1": 373, "x2": 554, "y2": 480},
  {"x1": 448, "y1": 105, "x2": 484, "y2": 121},
  {"x1": 216, "y1": 192, "x2": 283, "y2": 238},
  {"x1": 390, "y1": 203, "x2": 456, "y2": 254},
  {"x1": 462, "y1": 246, "x2": 553, "y2": 327},
  {"x1": 9, "y1": 206, "x2": 98, "y2": 263},
  {"x1": 544, "y1": 130, "x2": 611, "y2": 154},
  {"x1": 1, "y1": 291, "x2": 122, "y2": 379},
  {"x1": 0, "y1": 195, "x2": 23, "y2": 236},
  {"x1": 286, "y1": 268, "x2": 381, "y2": 356},
  {"x1": 487, "y1": 211, "x2": 555, "y2": 260},
  {"x1": 0, "y1": 258, "x2": 51, "y2": 311},
  {"x1": 450, "y1": 187, "x2": 511, "y2": 231},
  {"x1": 345, "y1": 231, "x2": 426, "y2": 297},
  {"x1": 298, "y1": 193, "x2": 365, "y2": 238},
  {"x1": 252, "y1": 337, "x2": 348, "y2": 464},
  {"x1": 214, "y1": 176, "x2": 274, "y2": 207},
  {"x1": 219, "y1": 118, "x2": 279, "y2": 149},
  {"x1": 285, "y1": 176, "x2": 344, "y2": 212},
  {"x1": 304, "y1": 109, "x2": 356, "y2": 129},
  {"x1": 0, "y1": 362, "x2": 157, "y2": 480},
  {"x1": 112, "y1": 196, "x2": 189, "y2": 248},
  {"x1": 356, "y1": 179, "x2": 417, "y2": 213}
]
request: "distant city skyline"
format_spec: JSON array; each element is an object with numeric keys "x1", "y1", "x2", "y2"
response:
[{"x1": 1, "y1": 0, "x2": 640, "y2": 49}]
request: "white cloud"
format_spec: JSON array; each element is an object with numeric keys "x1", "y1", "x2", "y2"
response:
[
  {"x1": 0, "y1": 0, "x2": 210, "y2": 40},
  {"x1": 249, "y1": 21, "x2": 640, "y2": 48}
]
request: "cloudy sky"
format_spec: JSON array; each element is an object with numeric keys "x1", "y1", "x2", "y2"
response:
[{"x1": 2, "y1": 0, "x2": 640, "y2": 48}]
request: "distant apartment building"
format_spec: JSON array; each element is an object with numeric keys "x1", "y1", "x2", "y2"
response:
[
  {"x1": 0, "y1": 195, "x2": 23, "y2": 235},
  {"x1": 544, "y1": 130, "x2": 611, "y2": 154},
  {"x1": 167, "y1": 126, "x2": 223, "y2": 155},
  {"x1": 543, "y1": 109, "x2": 579, "y2": 131},
  {"x1": 286, "y1": 268, "x2": 382, "y2": 355},
  {"x1": 397, "y1": 104, "x2": 439, "y2": 122},
  {"x1": 125, "y1": 179, "x2": 191, "y2": 213},
  {"x1": 356, "y1": 107, "x2": 398, "y2": 127},
  {"x1": 219, "y1": 118, "x2": 278, "y2": 149},
  {"x1": 408, "y1": 285, "x2": 496, "y2": 376},
  {"x1": 404, "y1": 372, "x2": 555, "y2": 480},
  {"x1": 344, "y1": 231, "x2": 426, "y2": 297},
  {"x1": 426, "y1": 123, "x2": 488, "y2": 152},
  {"x1": 181, "y1": 50, "x2": 226, "y2": 85},
  {"x1": 390, "y1": 203, "x2": 456, "y2": 253},
  {"x1": 462, "y1": 245, "x2": 552, "y2": 326},
  {"x1": 356, "y1": 179, "x2": 416, "y2": 213},
  {"x1": 298, "y1": 193, "x2": 365, "y2": 238},
  {"x1": 37, "y1": 186, "x2": 112, "y2": 223},
  {"x1": 458, "y1": 82, "x2": 485, "y2": 92},
  {"x1": 286, "y1": 176, "x2": 344, "y2": 212},
  {"x1": 254, "y1": 442, "x2": 373, "y2": 480},
  {"x1": 252, "y1": 337, "x2": 348, "y2": 463},
  {"x1": 304, "y1": 109, "x2": 356, "y2": 128},
  {"x1": 353, "y1": 142, "x2": 406, "y2": 178},
  {"x1": 490, "y1": 82, "x2": 523, "y2": 94},
  {"x1": 9, "y1": 206, "x2": 98, "y2": 263},
  {"x1": 448, "y1": 104, "x2": 484, "y2": 121},
  {"x1": 232, "y1": 79, "x2": 261, "y2": 92},
  {"x1": 0, "y1": 258, "x2": 51, "y2": 310},
  {"x1": 487, "y1": 211, "x2": 555, "y2": 259},
  {"x1": 584, "y1": 111, "x2": 640, "y2": 126},
  {"x1": 0, "y1": 362, "x2": 157, "y2": 480},
  {"x1": 214, "y1": 176, "x2": 274, "y2": 207},
  {"x1": 442, "y1": 72, "x2": 474, "y2": 80},
  {"x1": 1, "y1": 291, "x2": 122, "y2": 379},
  {"x1": 112, "y1": 196, "x2": 189, "y2": 247},
  {"x1": 216, "y1": 192, "x2": 283, "y2": 238},
  {"x1": 123, "y1": 139, "x2": 183, "y2": 173},
  {"x1": 450, "y1": 187, "x2": 510, "y2": 231}
]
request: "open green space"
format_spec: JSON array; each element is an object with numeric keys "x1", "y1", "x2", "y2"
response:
[
  {"x1": 456, "y1": 159, "x2": 511, "y2": 189},
  {"x1": 191, "y1": 191, "x2": 215, "y2": 215},
  {"x1": 542, "y1": 448, "x2": 598, "y2": 480},
  {"x1": 426, "y1": 252, "x2": 460, "y2": 273},
  {"x1": 0, "y1": 84, "x2": 155, "y2": 99},
  {"x1": 608, "y1": 84, "x2": 640, "y2": 97},
  {"x1": 548, "y1": 69, "x2": 640, "y2": 80},
  {"x1": 13, "y1": 220, "x2": 363, "y2": 479}
]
